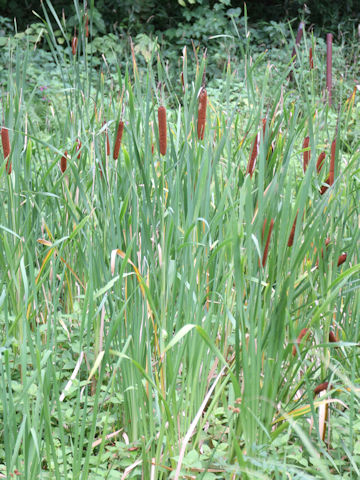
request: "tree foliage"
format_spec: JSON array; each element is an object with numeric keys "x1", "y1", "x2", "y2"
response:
[{"x1": 1, "y1": 0, "x2": 358, "y2": 38}]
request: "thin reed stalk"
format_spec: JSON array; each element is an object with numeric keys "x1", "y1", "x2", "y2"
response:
[{"x1": 326, "y1": 33, "x2": 333, "y2": 106}]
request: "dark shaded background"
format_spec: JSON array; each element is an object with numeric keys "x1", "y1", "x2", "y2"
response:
[{"x1": 1, "y1": 0, "x2": 358, "y2": 35}]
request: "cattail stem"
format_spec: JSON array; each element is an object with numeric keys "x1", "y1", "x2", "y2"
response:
[
  {"x1": 303, "y1": 136, "x2": 310, "y2": 173},
  {"x1": 262, "y1": 218, "x2": 274, "y2": 267},
  {"x1": 113, "y1": 120, "x2": 124, "y2": 160},
  {"x1": 197, "y1": 88, "x2": 207, "y2": 140},
  {"x1": 289, "y1": 21, "x2": 304, "y2": 80},
  {"x1": 103, "y1": 121, "x2": 110, "y2": 156},
  {"x1": 158, "y1": 106, "x2": 167, "y2": 156},
  {"x1": 1, "y1": 127, "x2": 11, "y2": 174},
  {"x1": 326, "y1": 33, "x2": 333, "y2": 106}
]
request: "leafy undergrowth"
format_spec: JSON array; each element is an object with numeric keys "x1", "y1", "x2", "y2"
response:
[{"x1": 0, "y1": 2, "x2": 359, "y2": 479}]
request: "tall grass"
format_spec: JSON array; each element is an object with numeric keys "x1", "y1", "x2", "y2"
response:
[{"x1": 0, "y1": 1, "x2": 359, "y2": 478}]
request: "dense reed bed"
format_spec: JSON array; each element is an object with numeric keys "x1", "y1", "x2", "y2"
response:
[{"x1": 0, "y1": 2, "x2": 359, "y2": 478}]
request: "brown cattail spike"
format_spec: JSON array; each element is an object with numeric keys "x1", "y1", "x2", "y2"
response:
[
  {"x1": 293, "y1": 22, "x2": 304, "y2": 56},
  {"x1": 1, "y1": 127, "x2": 11, "y2": 174},
  {"x1": 292, "y1": 328, "x2": 310, "y2": 356},
  {"x1": 262, "y1": 117, "x2": 267, "y2": 137},
  {"x1": 315, "y1": 237, "x2": 331, "y2": 267},
  {"x1": 261, "y1": 218, "x2": 267, "y2": 241},
  {"x1": 316, "y1": 152, "x2": 326, "y2": 174},
  {"x1": 320, "y1": 174, "x2": 330, "y2": 195},
  {"x1": 321, "y1": 237, "x2": 331, "y2": 257},
  {"x1": 329, "y1": 331, "x2": 337, "y2": 343},
  {"x1": 337, "y1": 253, "x2": 347, "y2": 266},
  {"x1": 158, "y1": 106, "x2": 167, "y2": 156},
  {"x1": 314, "y1": 381, "x2": 329, "y2": 395},
  {"x1": 113, "y1": 121, "x2": 124, "y2": 160},
  {"x1": 76, "y1": 139, "x2": 81, "y2": 159},
  {"x1": 72, "y1": 37, "x2": 78, "y2": 56},
  {"x1": 85, "y1": 14, "x2": 89, "y2": 38},
  {"x1": 60, "y1": 151, "x2": 67, "y2": 173},
  {"x1": 289, "y1": 21, "x2": 304, "y2": 80},
  {"x1": 287, "y1": 211, "x2": 299, "y2": 247},
  {"x1": 197, "y1": 88, "x2": 207, "y2": 141},
  {"x1": 303, "y1": 136, "x2": 310, "y2": 173},
  {"x1": 309, "y1": 47, "x2": 314, "y2": 69},
  {"x1": 180, "y1": 71, "x2": 185, "y2": 93},
  {"x1": 247, "y1": 134, "x2": 258, "y2": 178},
  {"x1": 262, "y1": 218, "x2": 274, "y2": 268}
]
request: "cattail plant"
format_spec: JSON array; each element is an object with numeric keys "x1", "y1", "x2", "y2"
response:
[
  {"x1": 287, "y1": 211, "x2": 299, "y2": 247},
  {"x1": 246, "y1": 118, "x2": 267, "y2": 178},
  {"x1": 113, "y1": 120, "x2": 124, "y2": 160},
  {"x1": 320, "y1": 139, "x2": 336, "y2": 194},
  {"x1": 337, "y1": 253, "x2": 347, "y2": 266},
  {"x1": 320, "y1": 175, "x2": 330, "y2": 195},
  {"x1": 197, "y1": 88, "x2": 207, "y2": 141},
  {"x1": 102, "y1": 121, "x2": 110, "y2": 156},
  {"x1": 292, "y1": 328, "x2": 310, "y2": 356},
  {"x1": 329, "y1": 331, "x2": 338, "y2": 343},
  {"x1": 1, "y1": 127, "x2": 11, "y2": 174},
  {"x1": 314, "y1": 382, "x2": 329, "y2": 395},
  {"x1": 309, "y1": 46, "x2": 314, "y2": 69},
  {"x1": 262, "y1": 218, "x2": 274, "y2": 268},
  {"x1": 289, "y1": 21, "x2": 304, "y2": 80},
  {"x1": 247, "y1": 134, "x2": 258, "y2": 178},
  {"x1": 85, "y1": 14, "x2": 89, "y2": 38},
  {"x1": 60, "y1": 151, "x2": 67, "y2": 173},
  {"x1": 291, "y1": 21, "x2": 304, "y2": 60},
  {"x1": 72, "y1": 36, "x2": 78, "y2": 56},
  {"x1": 315, "y1": 237, "x2": 331, "y2": 266},
  {"x1": 180, "y1": 71, "x2": 185, "y2": 94},
  {"x1": 76, "y1": 139, "x2": 81, "y2": 159},
  {"x1": 303, "y1": 136, "x2": 310, "y2": 173},
  {"x1": 158, "y1": 106, "x2": 167, "y2": 156},
  {"x1": 316, "y1": 151, "x2": 326, "y2": 173}
]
